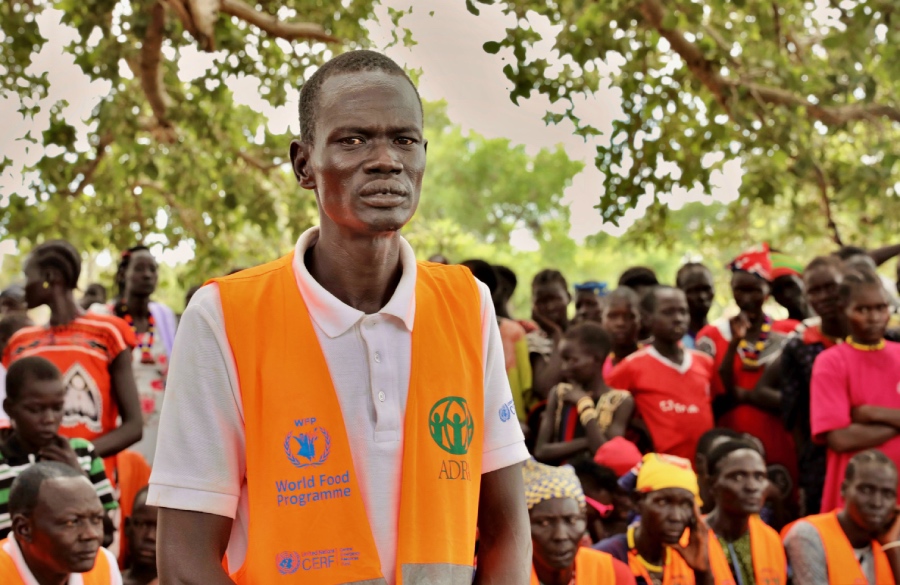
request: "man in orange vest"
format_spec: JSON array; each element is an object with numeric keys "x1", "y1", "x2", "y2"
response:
[
  {"x1": 523, "y1": 459, "x2": 635, "y2": 584},
  {"x1": 148, "y1": 49, "x2": 531, "y2": 584},
  {"x1": 704, "y1": 440, "x2": 786, "y2": 584},
  {"x1": 0, "y1": 461, "x2": 121, "y2": 583},
  {"x1": 783, "y1": 450, "x2": 900, "y2": 584}
]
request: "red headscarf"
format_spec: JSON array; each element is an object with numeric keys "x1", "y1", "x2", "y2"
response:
[{"x1": 729, "y1": 243, "x2": 773, "y2": 282}]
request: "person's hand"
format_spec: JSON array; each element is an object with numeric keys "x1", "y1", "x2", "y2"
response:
[
  {"x1": 38, "y1": 435, "x2": 82, "y2": 472},
  {"x1": 852, "y1": 405, "x2": 881, "y2": 425},
  {"x1": 671, "y1": 502, "x2": 710, "y2": 573},
  {"x1": 879, "y1": 506, "x2": 900, "y2": 545},
  {"x1": 532, "y1": 307, "x2": 563, "y2": 342},
  {"x1": 562, "y1": 384, "x2": 590, "y2": 406},
  {"x1": 729, "y1": 313, "x2": 750, "y2": 341}
]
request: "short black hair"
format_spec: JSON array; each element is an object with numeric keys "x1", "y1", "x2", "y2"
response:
[
  {"x1": 618, "y1": 266, "x2": 659, "y2": 289},
  {"x1": 460, "y1": 259, "x2": 498, "y2": 295},
  {"x1": 836, "y1": 245, "x2": 868, "y2": 260},
  {"x1": 9, "y1": 461, "x2": 85, "y2": 517},
  {"x1": 5, "y1": 356, "x2": 61, "y2": 403},
  {"x1": 133, "y1": 485, "x2": 150, "y2": 510},
  {"x1": 604, "y1": 286, "x2": 640, "y2": 310},
  {"x1": 299, "y1": 50, "x2": 421, "y2": 144},
  {"x1": 494, "y1": 265, "x2": 517, "y2": 293},
  {"x1": 695, "y1": 428, "x2": 742, "y2": 467},
  {"x1": 675, "y1": 262, "x2": 711, "y2": 288},
  {"x1": 706, "y1": 439, "x2": 762, "y2": 476},
  {"x1": 116, "y1": 245, "x2": 151, "y2": 298},
  {"x1": 532, "y1": 268, "x2": 568, "y2": 293},
  {"x1": 29, "y1": 240, "x2": 81, "y2": 290},
  {"x1": 804, "y1": 255, "x2": 843, "y2": 275},
  {"x1": 639, "y1": 285, "x2": 682, "y2": 314},
  {"x1": 563, "y1": 322, "x2": 611, "y2": 358},
  {"x1": 845, "y1": 449, "x2": 896, "y2": 482},
  {"x1": 0, "y1": 313, "x2": 33, "y2": 346},
  {"x1": 838, "y1": 265, "x2": 884, "y2": 305},
  {"x1": 85, "y1": 282, "x2": 107, "y2": 296},
  {"x1": 571, "y1": 460, "x2": 619, "y2": 493}
]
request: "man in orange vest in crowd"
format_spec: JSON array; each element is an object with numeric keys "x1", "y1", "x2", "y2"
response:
[
  {"x1": 148, "y1": 49, "x2": 531, "y2": 584},
  {"x1": 594, "y1": 453, "x2": 715, "y2": 584},
  {"x1": 783, "y1": 450, "x2": 900, "y2": 584},
  {"x1": 0, "y1": 461, "x2": 121, "y2": 583},
  {"x1": 523, "y1": 459, "x2": 635, "y2": 584},
  {"x1": 704, "y1": 440, "x2": 786, "y2": 585}
]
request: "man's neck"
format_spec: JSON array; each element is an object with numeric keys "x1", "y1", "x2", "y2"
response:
[
  {"x1": 124, "y1": 563, "x2": 159, "y2": 585},
  {"x1": 706, "y1": 509, "x2": 749, "y2": 543},
  {"x1": 689, "y1": 315, "x2": 708, "y2": 336},
  {"x1": 585, "y1": 375, "x2": 610, "y2": 399},
  {"x1": 611, "y1": 340, "x2": 638, "y2": 359},
  {"x1": 820, "y1": 315, "x2": 848, "y2": 340},
  {"x1": 837, "y1": 509, "x2": 874, "y2": 549},
  {"x1": 20, "y1": 544, "x2": 69, "y2": 585},
  {"x1": 652, "y1": 337, "x2": 684, "y2": 365},
  {"x1": 635, "y1": 524, "x2": 665, "y2": 565},
  {"x1": 533, "y1": 562, "x2": 574, "y2": 585},
  {"x1": 307, "y1": 226, "x2": 403, "y2": 315},
  {"x1": 48, "y1": 291, "x2": 80, "y2": 327},
  {"x1": 124, "y1": 292, "x2": 151, "y2": 318}
]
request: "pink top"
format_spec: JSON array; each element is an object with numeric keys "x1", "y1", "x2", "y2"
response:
[{"x1": 811, "y1": 341, "x2": 900, "y2": 511}]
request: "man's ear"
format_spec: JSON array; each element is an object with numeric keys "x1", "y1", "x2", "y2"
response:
[
  {"x1": 290, "y1": 139, "x2": 315, "y2": 189},
  {"x1": 12, "y1": 514, "x2": 33, "y2": 543}
]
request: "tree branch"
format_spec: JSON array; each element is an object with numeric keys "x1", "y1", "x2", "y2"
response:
[
  {"x1": 219, "y1": 0, "x2": 339, "y2": 43},
  {"x1": 67, "y1": 133, "x2": 113, "y2": 198},
  {"x1": 133, "y1": 180, "x2": 210, "y2": 244},
  {"x1": 140, "y1": 2, "x2": 173, "y2": 134},
  {"x1": 236, "y1": 150, "x2": 282, "y2": 171},
  {"x1": 811, "y1": 160, "x2": 843, "y2": 246},
  {"x1": 639, "y1": 0, "x2": 900, "y2": 127}
]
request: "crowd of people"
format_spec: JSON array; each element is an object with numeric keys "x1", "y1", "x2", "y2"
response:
[{"x1": 1, "y1": 49, "x2": 900, "y2": 584}]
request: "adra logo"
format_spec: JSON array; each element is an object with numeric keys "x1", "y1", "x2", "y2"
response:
[{"x1": 428, "y1": 397, "x2": 474, "y2": 455}]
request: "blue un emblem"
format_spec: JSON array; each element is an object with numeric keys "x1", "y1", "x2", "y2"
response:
[
  {"x1": 284, "y1": 427, "x2": 331, "y2": 468},
  {"x1": 276, "y1": 551, "x2": 300, "y2": 575}
]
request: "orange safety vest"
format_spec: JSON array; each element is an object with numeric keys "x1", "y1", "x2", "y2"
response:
[
  {"x1": 213, "y1": 254, "x2": 485, "y2": 584},
  {"x1": 0, "y1": 538, "x2": 115, "y2": 584},
  {"x1": 529, "y1": 547, "x2": 617, "y2": 584},
  {"x1": 707, "y1": 515, "x2": 786, "y2": 585},
  {"x1": 626, "y1": 525, "x2": 696, "y2": 585},
  {"x1": 804, "y1": 511, "x2": 893, "y2": 585}
]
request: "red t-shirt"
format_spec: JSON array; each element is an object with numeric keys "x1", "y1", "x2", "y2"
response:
[
  {"x1": 2, "y1": 314, "x2": 135, "y2": 443},
  {"x1": 811, "y1": 341, "x2": 900, "y2": 511},
  {"x1": 606, "y1": 346, "x2": 714, "y2": 462}
]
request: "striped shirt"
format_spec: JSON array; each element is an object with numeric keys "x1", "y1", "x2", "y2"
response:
[{"x1": 0, "y1": 436, "x2": 118, "y2": 538}]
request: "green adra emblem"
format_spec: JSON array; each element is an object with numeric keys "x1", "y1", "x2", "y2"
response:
[{"x1": 428, "y1": 396, "x2": 474, "y2": 455}]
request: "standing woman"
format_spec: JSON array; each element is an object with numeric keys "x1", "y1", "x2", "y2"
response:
[
  {"x1": 106, "y1": 247, "x2": 176, "y2": 464},
  {"x1": 1, "y1": 240, "x2": 142, "y2": 479}
]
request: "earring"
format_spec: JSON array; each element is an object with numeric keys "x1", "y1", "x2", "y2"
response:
[{"x1": 42, "y1": 281, "x2": 49, "y2": 289}]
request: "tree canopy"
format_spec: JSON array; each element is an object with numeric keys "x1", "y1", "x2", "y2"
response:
[{"x1": 473, "y1": 0, "x2": 900, "y2": 247}]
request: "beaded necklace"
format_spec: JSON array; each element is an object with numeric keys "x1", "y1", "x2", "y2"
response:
[
  {"x1": 120, "y1": 303, "x2": 156, "y2": 364},
  {"x1": 737, "y1": 315, "x2": 771, "y2": 369},
  {"x1": 845, "y1": 336, "x2": 886, "y2": 351}
]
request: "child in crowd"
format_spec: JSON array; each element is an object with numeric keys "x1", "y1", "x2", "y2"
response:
[
  {"x1": 601, "y1": 287, "x2": 642, "y2": 379},
  {"x1": 811, "y1": 266, "x2": 900, "y2": 511},
  {"x1": 122, "y1": 487, "x2": 159, "y2": 585},
  {"x1": 528, "y1": 269, "x2": 572, "y2": 400},
  {"x1": 534, "y1": 323, "x2": 634, "y2": 466},
  {"x1": 0, "y1": 356, "x2": 118, "y2": 539}
]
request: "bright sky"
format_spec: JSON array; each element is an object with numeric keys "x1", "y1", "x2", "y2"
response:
[{"x1": 0, "y1": 0, "x2": 763, "y2": 264}]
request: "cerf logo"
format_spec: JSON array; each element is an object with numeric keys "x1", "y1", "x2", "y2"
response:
[{"x1": 428, "y1": 397, "x2": 474, "y2": 455}]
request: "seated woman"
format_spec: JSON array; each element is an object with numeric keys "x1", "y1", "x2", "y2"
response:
[
  {"x1": 522, "y1": 459, "x2": 634, "y2": 584},
  {"x1": 704, "y1": 440, "x2": 787, "y2": 584},
  {"x1": 534, "y1": 323, "x2": 634, "y2": 466}
]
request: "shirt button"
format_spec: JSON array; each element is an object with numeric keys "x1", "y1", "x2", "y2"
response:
[
  {"x1": 377, "y1": 391, "x2": 386, "y2": 402},
  {"x1": 374, "y1": 352, "x2": 381, "y2": 363}
]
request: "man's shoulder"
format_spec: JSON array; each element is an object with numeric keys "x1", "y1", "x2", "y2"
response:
[{"x1": 593, "y1": 532, "x2": 629, "y2": 563}]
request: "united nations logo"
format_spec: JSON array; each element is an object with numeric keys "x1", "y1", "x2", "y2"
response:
[
  {"x1": 429, "y1": 396, "x2": 474, "y2": 455},
  {"x1": 276, "y1": 551, "x2": 300, "y2": 575},
  {"x1": 284, "y1": 427, "x2": 331, "y2": 468}
]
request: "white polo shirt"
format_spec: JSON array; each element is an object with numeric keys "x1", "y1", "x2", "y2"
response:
[{"x1": 147, "y1": 227, "x2": 529, "y2": 581}]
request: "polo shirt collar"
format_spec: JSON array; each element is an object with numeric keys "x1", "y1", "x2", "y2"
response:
[
  {"x1": 3, "y1": 535, "x2": 82, "y2": 584},
  {"x1": 291, "y1": 227, "x2": 417, "y2": 338}
]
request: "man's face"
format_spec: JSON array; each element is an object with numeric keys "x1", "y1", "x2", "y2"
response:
[
  {"x1": 771, "y1": 275, "x2": 806, "y2": 315},
  {"x1": 293, "y1": 71, "x2": 426, "y2": 236},
  {"x1": 711, "y1": 449, "x2": 768, "y2": 517},
  {"x1": 680, "y1": 268, "x2": 714, "y2": 321},
  {"x1": 22, "y1": 259, "x2": 52, "y2": 309},
  {"x1": 845, "y1": 284, "x2": 891, "y2": 345},
  {"x1": 125, "y1": 251, "x2": 158, "y2": 297},
  {"x1": 731, "y1": 271, "x2": 769, "y2": 318},
  {"x1": 843, "y1": 462, "x2": 898, "y2": 536},
  {"x1": 79, "y1": 285, "x2": 106, "y2": 311},
  {"x1": 573, "y1": 291, "x2": 603, "y2": 325},
  {"x1": 602, "y1": 299, "x2": 639, "y2": 346},
  {"x1": 126, "y1": 500, "x2": 158, "y2": 569},
  {"x1": 16, "y1": 477, "x2": 105, "y2": 575},
  {"x1": 638, "y1": 487, "x2": 695, "y2": 545},
  {"x1": 533, "y1": 283, "x2": 570, "y2": 328},
  {"x1": 5, "y1": 377, "x2": 66, "y2": 451},
  {"x1": 529, "y1": 498, "x2": 586, "y2": 571},
  {"x1": 804, "y1": 266, "x2": 842, "y2": 320},
  {"x1": 648, "y1": 289, "x2": 689, "y2": 343},
  {"x1": 558, "y1": 339, "x2": 598, "y2": 387}
]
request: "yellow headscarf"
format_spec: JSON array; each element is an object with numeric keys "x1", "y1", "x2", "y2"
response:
[
  {"x1": 522, "y1": 458, "x2": 585, "y2": 510},
  {"x1": 635, "y1": 453, "x2": 701, "y2": 504}
]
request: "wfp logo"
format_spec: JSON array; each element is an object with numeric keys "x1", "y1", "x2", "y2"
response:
[
  {"x1": 284, "y1": 427, "x2": 331, "y2": 468},
  {"x1": 276, "y1": 551, "x2": 300, "y2": 575},
  {"x1": 428, "y1": 396, "x2": 474, "y2": 455}
]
